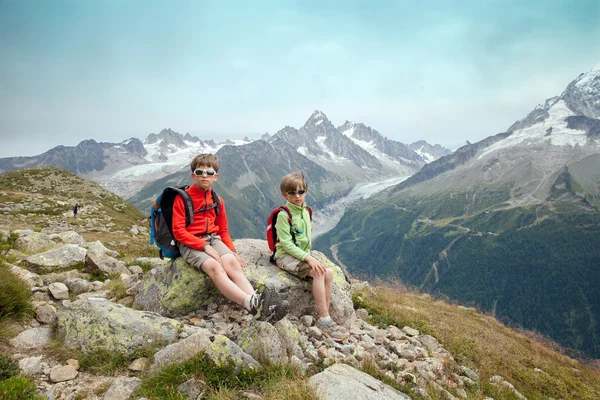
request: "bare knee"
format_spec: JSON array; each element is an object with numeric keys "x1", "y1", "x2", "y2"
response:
[
  {"x1": 201, "y1": 260, "x2": 226, "y2": 278},
  {"x1": 325, "y1": 268, "x2": 334, "y2": 280}
]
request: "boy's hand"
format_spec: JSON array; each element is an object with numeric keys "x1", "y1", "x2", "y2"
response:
[
  {"x1": 234, "y1": 253, "x2": 248, "y2": 267},
  {"x1": 204, "y1": 245, "x2": 221, "y2": 264},
  {"x1": 306, "y1": 255, "x2": 325, "y2": 276}
]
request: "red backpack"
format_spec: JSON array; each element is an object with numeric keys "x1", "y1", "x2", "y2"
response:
[{"x1": 266, "y1": 205, "x2": 312, "y2": 264}]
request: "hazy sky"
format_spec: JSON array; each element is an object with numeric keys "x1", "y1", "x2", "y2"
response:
[{"x1": 1, "y1": 0, "x2": 599, "y2": 158}]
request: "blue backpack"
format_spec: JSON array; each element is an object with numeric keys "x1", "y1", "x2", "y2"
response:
[{"x1": 149, "y1": 186, "x2": 220, "y2": 259}]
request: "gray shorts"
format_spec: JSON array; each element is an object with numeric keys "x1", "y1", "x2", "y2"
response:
[
  {"x1": 274, "y1": 253, "x2": 312, "y2": 279},
  {"x1": 178, "y1": 235, "x2": 234, "y2": 271}
]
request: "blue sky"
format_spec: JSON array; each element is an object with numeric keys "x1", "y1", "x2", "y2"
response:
[{"x1": 1, "y1": 0, "x2": 599, "y2": 157}]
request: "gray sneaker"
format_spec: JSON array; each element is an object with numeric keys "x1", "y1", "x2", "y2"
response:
[
  {"x1": 316, "y1": 319, "x2": 348, "y2": 342},
  {"x1": 248, "y1": 286, "x2": 273, "y2": 318},
  {"x1": 259, "y1": 300, "x2": 290, "y2": 323}
]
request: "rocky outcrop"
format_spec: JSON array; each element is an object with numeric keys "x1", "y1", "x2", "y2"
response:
[
  {"x1": 133, "y1": 239, "x2": 355, "y2": 325},
  {"x1": 3, "y1": 230, "x2": 501, "y2": 399},
  {"x1": 56, "y1": 298, "x2": 180, "y2": 355}
]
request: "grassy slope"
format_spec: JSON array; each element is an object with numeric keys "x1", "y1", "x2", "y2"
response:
[{"x1": 355, "y1": 285, "x2": 600, "y2": 400}]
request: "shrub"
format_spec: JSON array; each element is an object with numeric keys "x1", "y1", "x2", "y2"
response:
[
  {"x1": 0, "y1": 375, "x2": 42, "y2": 399},
  {"x1": 0, "y1": 355, "x2": 18, "y2": 382},
  {"x1": 0, "y1": 264, "x2": 34, "y2": 321}
]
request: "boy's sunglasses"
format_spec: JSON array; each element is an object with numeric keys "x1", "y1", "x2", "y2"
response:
[
  {"x1": 286, "y1": 189, "x2": 306, "y2": 196},
  {"x1": 193, "y1": 169, "x2": 216, "y2": 177}
]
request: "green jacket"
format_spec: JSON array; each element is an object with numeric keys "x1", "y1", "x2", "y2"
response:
[{"x1": 274, "y1": 201, "x2": 311, "y2": 261}]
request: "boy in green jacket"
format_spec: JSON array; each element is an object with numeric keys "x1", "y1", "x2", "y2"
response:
[{"x1": 273, "y1": 172, "x2": 348, "y2": 342}]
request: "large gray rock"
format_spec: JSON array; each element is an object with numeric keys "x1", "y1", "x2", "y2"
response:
[
  {"x1": 307, "y1": 363, "x2": 411, "y2": 400},
  {"x1": 132, "y1": 257, "x2": 220, "y2": 317},
  {"x1": 14, "y1": 231, "x2": 56, "y2": 253},
  {"x1": 56, "y1": 298, "x2": 180, "y2": 355},
  {"x1": 24, "y1": 244, "x2": 87, "y2": 273},
  {"x1": 149, "y1": 330, "x2": 213, "y2": 373},
  {"x1": 49, "y1": 231, "x2": 87, "y2": 246},
  {"x1": 205, "y1": 334, "x2": 260, "y2": 371},
  {"x1": 10, "y1": 327, "x2": 52, "y2": 349},
  {"x1": 239, "y1": 239, "x2": 355, "y2": 326},
  {"x1": 86, "y1": 240, "x2": 120, "y2": 257},
  {"x1": 103, "y1": 377, "x2": 142, "y2": 400},
  {"x1": 85, "y1": 249, "x2": 130, "y2": 277},
  {"x1": 238, "y1": 321, "x2": 288, "y2": 364},
  {"x1": 133, "y1": 239, "x2": 355, "y2": 326},
  {"x1": 9, "y1": 264, "x2": 43, "y2": 288}
]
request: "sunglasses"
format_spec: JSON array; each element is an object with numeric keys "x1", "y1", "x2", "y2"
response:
[
  {"x1": 286, "y1": 189, "x2": 306, "y2": 196},
  {"x1": 193, "y1": 169, "x2": 216, "y2": 177}
]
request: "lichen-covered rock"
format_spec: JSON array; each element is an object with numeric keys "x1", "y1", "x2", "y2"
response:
[
  {"x1": 14, "y1": 231, "x2": 56, "y2": 253},
  {"x1": 238, "y1": 321, "x2": 288, "y2": 364},
  {"x1": 149, "y1": 330, "x2": 212, "y2": 373},
  {"x1": 132, "y1": 257, "x2": 220, "y2": 317},
  {"x1": 85, "y1": 248, "x2": 130, "y2": 277},
  {"x1": 133, "y1": 239, "x2": 355, "y2": 325},
  {"x1": 307, "y1": 363, "x2": 411, "y2": 400},
  {"x1": 237, "y1": 239, "x2": 355, "y2": 326},
  {"x1": 56, "y1": 298, "x2": 180, "y2": 355},
  {"x1": 205, "y1": 335, "x2": 260, "y2": 371},
  {"x1": 9, "y1": 264, "x2": 43, "y2": 288},
  {"x1": 24, "y1": 244, "x2": 87, "y2": 273},
  {"x1": 49, "y1": 231, "x2": 86, "y2": 246}
]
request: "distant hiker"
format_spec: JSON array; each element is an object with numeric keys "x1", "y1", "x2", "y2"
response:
[
  {"x1": 73, "y1": 203, "x2": 79, "y2": 219},
  {"x1": 171, "y1": 153, "x2": 288, "y2": 322},
  {"x1": 271, "y1": 172, "x2": 348, "y2": 342}
]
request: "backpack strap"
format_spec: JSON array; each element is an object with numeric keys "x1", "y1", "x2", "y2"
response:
[
  {"x1": 306, "y1": 205, "x2": 312, "y2": 221},
  {"x1": 193, "y1": 189, "x2": 221, "y2": 216},
  {"x1": 169, "y1": 186, "x2": 194, "y2": 227},
  {"x1": 270, "y1": 206, "x2": 296, "y2": 264}
]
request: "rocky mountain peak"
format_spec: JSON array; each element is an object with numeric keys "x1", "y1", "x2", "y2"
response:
[
  {"x1": 183, "y1": 133, "x2": 200, "y2": 143},
  {"x1": 562, "y1": 63, "x2": 600, "y2": 119},
  {"x1": 303, "y1": 110, "x2": 336, "y2": 133}
]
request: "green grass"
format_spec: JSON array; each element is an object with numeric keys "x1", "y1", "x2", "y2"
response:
[
  {"x1": 0, "y1": 263, "x2": 34, "y2": 321},
  {"x1": 136, "y1": 353, "x2": 317, "y2": 400},
  {"x1": 0, "y1": 375, "x2": 43, "y2": 400}
]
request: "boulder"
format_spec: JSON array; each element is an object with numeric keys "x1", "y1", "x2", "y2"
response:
[
  {"x1": 307, "y1": 363, "x2": 411, "y2": 400},
  {"x1": 85, "y1": 249, "x2": 130, "y2": 277},
  {"x1": 132, "y1": 257, "x2": 220, "y2": 317},
  {"x1": 10, "y1": 327, "x2": 52, "y2": 349},
  {"x1": 49, "y1": 231, "x2": 87, "y2": 246},
  {"x1": 238, "y1": 321, "x2": 288, "y2": 364},
  {"x1": 86, "y1": 240, "x2": 120, "y2": 257},
  {"x1": 103, "y1": 377, "x2": 142, "y2": 400},
  {"x1": 56, "y1": 298, "x2": 180, "y2": 355},
  {"x1": 14, "y1": 231, "x2": 56, "y2": 253},
  {"x1": 24, "y1": 244, "x2": 86, "y2": 273},
  {"x1": 9, "y1": 264, "x2": 43, "y2": 288},
  {"x1": 239, "y1": 239, "x2": 355, "y2": 326},
  {"x1": 133, "y1": 239, "x2": 355, "y2": 326}
]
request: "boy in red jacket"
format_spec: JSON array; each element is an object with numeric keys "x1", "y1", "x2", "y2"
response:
[{"x1": 172, "y1": 153, "x2": 287, "y2": 322}]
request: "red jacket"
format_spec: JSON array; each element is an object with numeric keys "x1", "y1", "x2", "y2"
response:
[{"x1": 172, "y1": 185, "x2": 236, "y2": 251}]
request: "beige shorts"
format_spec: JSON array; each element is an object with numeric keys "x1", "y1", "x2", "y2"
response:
[
  {"x1": 178, "y1": 235, "x2": 234, "y2": 271},
  {"x1": 274, "y1": 253, "x2": 312, "y2": 279}
]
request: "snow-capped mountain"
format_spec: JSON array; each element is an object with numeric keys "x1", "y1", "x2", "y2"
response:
[
  {"x1": 408, "y1": 140, "x2": 452, "y2": 163},
  {"x1": 0, "y1": 111, "x2": 450, "y2": 200},
  {"x1": 337, "y1": 120, "x2": 426, "y2": 167},
  {"x1": 391, "y1": 63, "x2": 600, "y2": 201},
  {"x1": 97, "y1": 129, "x2": 251, "y2": 198}
]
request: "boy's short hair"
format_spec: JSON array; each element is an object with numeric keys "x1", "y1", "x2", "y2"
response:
[
  {"x1": 190, "y1": 154, "x2": 220, "y2": 172},
  {"x1": 280, "y1": 171, "x2": 308, "y2": 193}
]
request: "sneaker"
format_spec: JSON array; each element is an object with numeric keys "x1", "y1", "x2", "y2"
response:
[
  {"x1": 249, "y1": 286, "x2": 275, "y2": 318},
  {"x1": 259, "y1": 300, "x2": 290, "y2": 323},
  {"x1": 316, "y1": 319, "x2": 349, "y2": 342}
]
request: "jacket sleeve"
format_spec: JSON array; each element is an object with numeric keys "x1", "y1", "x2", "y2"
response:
[
  {"x1": 215, "y1": 199, "x2": 236, "y2": 251},
  {"x1": 172, "y1": 194, "x2": 207, "y2": 251},
  {"x1": 275, "y1": 211, "x2": 308, "y2": 261}
]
